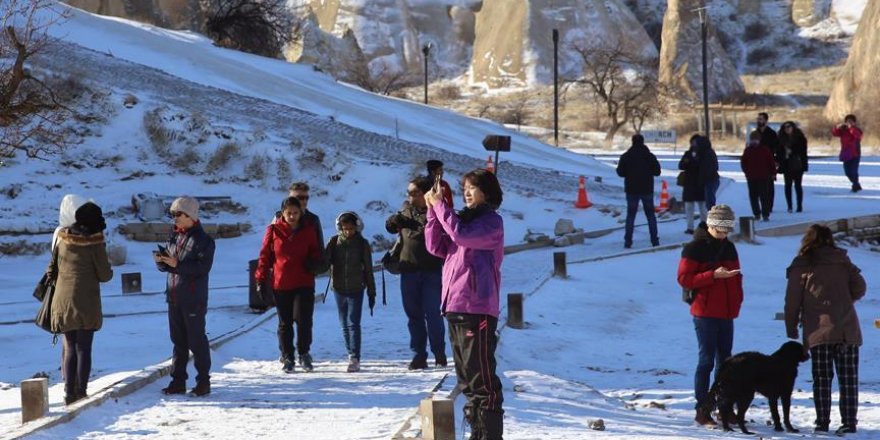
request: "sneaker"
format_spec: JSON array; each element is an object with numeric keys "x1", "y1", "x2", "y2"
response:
[
  {"x1": 161, "y1": 382, "x2": 186, "y2": 395},
  {"x1": 300, "y1": 353, "x2": 314, "y2": 372},
  {"x1": 190, "y1": 381, "x2": 210, "y2": 397},
  {"x1": 835, "y1": 425, "x2": 857, "y2": 435},
  {"x1": 347, "y1": 358, "x2": 361, "y2": 373},
  {"x1": 435, "y1": 355, "x2": 448, "y2": 367},
  {"x1": 408, "y1": 356, "x2": 428, "y2": 370},
  {"x1": 282, "y1": 359, "x2": 295, "y2": 374}
]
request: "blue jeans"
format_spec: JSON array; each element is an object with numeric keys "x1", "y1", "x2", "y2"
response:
[
  {"x1": 334, "y1": 290, "x2": 364, "y2": 360},
  {"x1": 624, "y1": 193, "x2": 658, "y2": 247},
  {"x1": 693, "y1": 317, "x2": 734, "y2": 408},
  {"x1": 400, "y1": 270, "x2": 445, "y2": 360},
  {"x1": 843, "y1": 157, "x2": 860, "y2": 188},
  {"x1": 704, "y1": 178, "x2": 720, "y2": 210}
]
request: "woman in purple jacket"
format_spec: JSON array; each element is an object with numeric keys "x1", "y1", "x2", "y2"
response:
[{"x1": 425, "y1": 168, "x2": 504, "y2": 440}]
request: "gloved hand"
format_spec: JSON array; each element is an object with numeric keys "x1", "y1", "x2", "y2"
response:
[{"x1": 368, "y1": 295, "x2": 376, "y2": 315}]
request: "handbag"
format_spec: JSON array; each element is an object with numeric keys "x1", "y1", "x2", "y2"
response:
[
  {"x1": 676, "y1": 171, "x2": 686, "y2": 187},
  {"x1": 35, "y1": 240, "x2": 60, "y2": 333},
  {"x1": 381, "y1": 237, "x2": 402, "y2": 275},
  {"x1": 33, "y1": 238, "x2": 59, "y2": 302}
]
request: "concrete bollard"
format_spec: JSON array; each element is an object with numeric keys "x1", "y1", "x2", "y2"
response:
[
  {"x1": 21, "y1": 378, "x2": 48, "y2": 423},
  {"x1": 121, "y1": 272, "x2": 142, "y2": 294},
  {"x1": 553, "y1": 252, "x2": 567, "y2": 278},
  {"x1": 508, "y1": 293, "x2": 524, "y2": 329},
  {"x1": 420, "y1": 397, "x2": 455, "y2": 440},
  {"x1": 739, "y1": 216, "x2": 755, "y2": 242},
  {"x1": 774, "y1": 312, "x2": 785, "y2": 321}
]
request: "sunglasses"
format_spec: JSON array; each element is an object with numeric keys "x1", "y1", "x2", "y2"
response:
[
  {"x1": 295, "y1": 195, "x2": 310, "y2": 201},
  {"x1": 171, "y1": 211, "x2": 188, "y2": 218}
]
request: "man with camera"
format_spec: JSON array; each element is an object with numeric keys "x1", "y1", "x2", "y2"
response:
[{"x1": 832, "y1": 114, "x2": 863, "y2": 192}]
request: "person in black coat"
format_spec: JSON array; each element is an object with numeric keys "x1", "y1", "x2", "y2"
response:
[
  {"x1": 778, "y1": 121, "x2": 808, "y2": 213},
  {"x1": 616, "y1": 134, "x2": 661, "y2": 248},
  {"x1": 751, "y1": 112, "x2": 779, "y2": 213},
  {"x1": 679, "y1": 134, "x2": 707, "y2": 234},
  {"x1": 695, "y1": 136, "x2": 720, "y2": 210}
]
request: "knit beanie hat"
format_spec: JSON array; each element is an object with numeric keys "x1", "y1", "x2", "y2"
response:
[
  {"x1": 170, "y1": 196, "x2": 199, "y2": 221},
  {"x1": 74, "y1": 202, "x2": 106, "y2": 234},
  {"x1": 706, "y1": 204, "x2": 735, "y2": 232}
]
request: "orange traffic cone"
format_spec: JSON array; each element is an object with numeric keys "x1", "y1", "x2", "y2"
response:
[
  {"x1": 486, "y1": 155, "x2": 495, "y2": 173},
  {"x1": 655, "y1": 180, "x2": 669, "y2": 212},
  {"x1": 574, "y1": 175, "x2": 593, "y2": 209}
]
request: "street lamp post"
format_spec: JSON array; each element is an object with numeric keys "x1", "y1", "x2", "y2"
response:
[
  {"x1": 422, "y1": 43, "x2": 432, "y2": 105},
  {"x1": 553, "y1": 29, "x2": 559, "y2": 147},
  {"x1": 695, "y1": 6, "x2": 710, "y2": 140}
]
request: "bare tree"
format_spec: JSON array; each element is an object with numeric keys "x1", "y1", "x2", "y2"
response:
[
  {"x1": 350, "y1": 60, "x2": 414, "y2": 96},
  {"x1": 201, "y1": 0, "x2": 301, "y2": 58},
  {"x1": 564, "y1": 41, "x2": 661, "y2": 143},
  {"x1": 1, "y1": 0, "x2": 72, "y2": 159}
]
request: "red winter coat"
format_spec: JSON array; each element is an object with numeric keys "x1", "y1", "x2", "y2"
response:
[
  {"x1": 740, "y1": 144, "x2": 776, "y2": 181},
  {"x1": 677, "y1": 226, "x2": 744, "y2": 319},
  {"x1": 831, "y1": 125, "x2": 862, "y2": 161},
  {"x1": 255, "y1": 218, "x2": 321, "y2": 291}
]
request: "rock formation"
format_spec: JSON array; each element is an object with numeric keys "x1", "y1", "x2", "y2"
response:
[
  {"x1": 825, "y1": 0, "x2": 880, "y2": 121},
  {"x1": 791, "y1": 0, "x2": 832, "y2": 27},
  {"x1": 65, "y1": 0, "x2": 202, "y2": 30}
]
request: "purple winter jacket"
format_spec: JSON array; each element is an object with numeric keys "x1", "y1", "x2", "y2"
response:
[{"x1": 425, "y1": 201, "x2": 504, "y2": 317}]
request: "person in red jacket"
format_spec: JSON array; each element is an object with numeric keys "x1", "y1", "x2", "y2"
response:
[
  {"x1": 831, "y1": 114, "x2": 863, "y2": 192},
  {"x1": 741, "y1": 131, "x2": 777, "y2": 221},
  {"x1": 427, "y1": 160, "x2": 454, "y2": 207},
  {"x1": 256, "y1": 197, "x2": 322, "y2": 373},
  {"x1": 677, "y1": 204, "x2": 743, "y2": 428}
]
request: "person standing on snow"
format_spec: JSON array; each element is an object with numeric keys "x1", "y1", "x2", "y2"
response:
[
  {"x1": 425, "y1": 168, "x2": 505, "y2": 440},
  {"x1": 679, "y1": 134, "x2": 707, "y2": 234},
  {"x1": 778, "y1": 121, "x2": 808, "y2": 213},
  {"x1": 741, "y1": 131, "x2": 777, "y2": 221},
  {"x1": 616, "y1": 134, "x2": 661, "y2": 249},
  {"x1": 257, "y1": 196, "x2": 323, "y2": 373},
  {"x1": 324, "y1": 211, "x2": 377, "y2": 373},
  {"x1": 785, "y1": 224, "x2": 866, "y2": 435},
  {"x1": 49, "y1": 200, "x2": 113, "y2": 405},
  {"x1": 155, "y1": 197, "x2": 215, "y2": 397},
  {"x1": 751, "y1": 112, "x2": 780, "y2": 213},
  {"x1": 695, "y1": 136, "x2": 720, "y2": 210},
  {"x1": 386, "y1": 176, "x2": 446, "y2": 370},
  {"x1": 832, "y1": 114, "x2": 863, "y2": 193},
  {"x1": 677, "y1": 205, "x2": 743, "y2": 428}
]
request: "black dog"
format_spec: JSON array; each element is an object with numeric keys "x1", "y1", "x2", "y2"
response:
[{"x1": 706, "y1": 341, "x2": 809, "y2": 434}]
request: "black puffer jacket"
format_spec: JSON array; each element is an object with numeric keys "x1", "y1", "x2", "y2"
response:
[
  {"x1": 386, "y1": 202, "x2": 443, "y2": 273},
  {"x1": 157, "y1": 222, "x2": 215, "y2": 312},
  {"x1": 678, "y1": 149, "x2": 705, "y2": 202},
  {"x1": 616, "y1": 142, "x2": 661, "y2": 195},
  {"x1": 326, "y1": 233, "x2": 377, "y2": 298}
]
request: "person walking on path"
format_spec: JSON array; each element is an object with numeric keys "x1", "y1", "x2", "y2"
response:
[
  {"x1": 677, "y1": 205, "x2": 744, "y2": 427},
  {"x1": 679, "y1": 134, "x2": 707, "y2": 234},
  {"x1": 324, "y1": 211, "x2": 377, "y2": 373},
  {"x1": 257, "y1": 197, "x2": 323, "y2": 373},
  {"x1": 832, "y1": 114, "x2": 863, "y2": 193},
  {"x1": 695, "y1": 136, "x2": 720, "y2": 210},
  {"x1": 386, "y1": 176, "x2": 447, "y2": 369},
  {"x1": 155, "y1": 197, "x2": 215, "y2": 396},
  {"x1": 752, "y1": 112, "x2": 780, "y2": 213},
  {"x1": 425, "y1": 168, "x2": 505, "y2": 440},
  {"x1": 741, "y1": 131, "x2": 777, "y2": 221},
  {"x1": 785, "y1": 224, "x2": 866, "y2": 435},
  {"x1": 50, "y1": 200, "x2": 113, "y2": 405},
  {"x1": 616, "y1": 134, "x2": 661, "y2": 248},
  {"x1": 427, "y1": 160, "x2": 454, "y2": 207},
  {"x1": 778, "y1": 121, "x2": 809, "y2": 212}
]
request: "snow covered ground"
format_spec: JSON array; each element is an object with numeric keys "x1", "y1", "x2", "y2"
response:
[{"x1": 1, "y1": 4, "x2": 879, "y2": 440}]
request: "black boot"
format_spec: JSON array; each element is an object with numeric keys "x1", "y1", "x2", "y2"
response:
[{"x1": 480, "y1": 409, "x2": 504, "y2": 440}]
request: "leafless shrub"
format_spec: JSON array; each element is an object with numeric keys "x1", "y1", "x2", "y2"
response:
[
  {"x1": 0, "y1": 240, "x2": 49, "y2": 256},
  {"x1": 171, "y1": 145, "x2": 202, "y2": 174},
  {"x1": 436, "y1": 85, "x2": 462, "y2": 101},
  {"x1": 275, "y1": 156, "x2": 291, "y2": 190},
  {"x1": 201, "y1": 0, "x2": 302, "y2": 58},
  {"x1": 206, "y1": 142, "x2": 241, "y2": 172},
  {"x1": 244, "y1": 153, "x2": 267, "y2": 181},
  {"x1": 143, "y1": 108, "x2": 171, "y2": 157}
]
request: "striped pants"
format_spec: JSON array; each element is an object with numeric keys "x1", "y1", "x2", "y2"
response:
[{"x1": 810, "y1": 344, "x2": 859, "y2": 428}]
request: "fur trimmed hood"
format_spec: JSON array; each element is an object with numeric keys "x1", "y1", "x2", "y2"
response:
[{"x1": 58, "y1": 229, "x2": 106, "y2": 246}]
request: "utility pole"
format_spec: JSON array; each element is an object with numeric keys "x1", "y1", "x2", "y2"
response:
[
  {"x1": 694, "y1": 6, "x2": 710, "y2": 140},
  {"x1": 553, "y1": 29, "x2": 559, "y2": 147},
  {"x1": 422, "y1": 43, "x2": 432, "y2": 105}
]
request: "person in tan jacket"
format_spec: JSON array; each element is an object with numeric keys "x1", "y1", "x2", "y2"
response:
[
  {"x1": 48, "y1": 201, "x2": 113, "y2": 405},
  {"x1": 785, "y1": 224, "x2": 866, "y2": 435}
]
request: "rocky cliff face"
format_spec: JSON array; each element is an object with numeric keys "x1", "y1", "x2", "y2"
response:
[
  {"x1": 791, "y1": 0, "x2": 832, "y2": 27},
  {"x1": 66, "y1": 0, "x2": 202, "y2": 30},
  {"x1": 825, "y1": 0, "x2": 880, "y2": 121},
  {"x1": 658, "y1": 0, "x2": 744, "y2": 102}
]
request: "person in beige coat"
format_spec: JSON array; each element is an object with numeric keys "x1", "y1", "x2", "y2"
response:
[
  {"x1": 48, "y1": 201, "x2": 113, "y2": 405},
  {"x1": 785, "y1": 224, "x2": 866, "y2": 435}
]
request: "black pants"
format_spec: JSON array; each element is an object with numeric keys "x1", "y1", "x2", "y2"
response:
[
  {"x1": 168, "y1": 303, "x2": 211, "y2": 385},
  {"x1": 447, "y1": 313, "x2": 504, "y2": 439},
  {"x1": 747, "y1": 179, "x2": 771, "y2": 220},
  {"x1": 784, "y1": 173, "x2": 803, "y2": 211},
  {"x1": 767, "y1": 177, "x2": 776, "y2": 213},
  {"x1": 63, "y1": 330, "x2": 94, "y2": 396},
  {"x1": 275, "y1": 288, "x2": 315, "y2": 361},
  {"x1": 811, "y1": 344, "x2": 859, "y2": 428}
]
